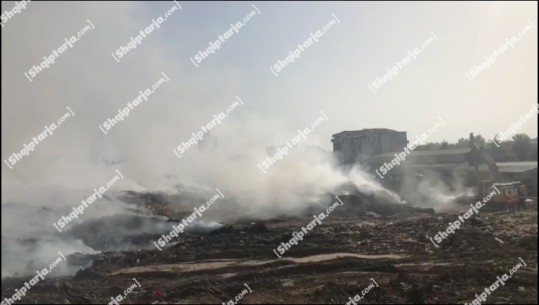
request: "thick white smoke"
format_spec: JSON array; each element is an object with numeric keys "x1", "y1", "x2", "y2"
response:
[{"x1": 2, "y1": 2, "x2": 399, "y2": 279}]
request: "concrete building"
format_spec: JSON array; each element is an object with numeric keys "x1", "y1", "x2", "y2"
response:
[
  {"x1": 331, "y1": 128, "x2": 538, "y2": 198},
  {"x1": 331, "y1": 128, "x2": 407, "y2": 164}
]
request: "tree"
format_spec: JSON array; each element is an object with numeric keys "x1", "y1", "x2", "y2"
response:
[
  {"x1": 512, "y1": 134, "x2": 531, "y2": 161},
  {"x1": 474, "y1": 135, "x2": 486, "y2": 147},
  {"x1": 415, "y1": 142, "x2": 441, "y2": 151},
  {"x1": 486, "y1": 140, "x2": 507, "y2": 161},
  {"x1": 440, "y1": 140, "x2": 449, "y2": 149},
  {"x1": 455, "y1": 138, "x2": 469, "y2": 148}
]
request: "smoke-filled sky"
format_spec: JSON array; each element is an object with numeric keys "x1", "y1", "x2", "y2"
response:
[
  {"x1": 2, "y1": 1, "x2": 538, "y2": 150},
  {"x1": 1, "y1": 0, "x2": 537, "y2": 279},
  {"x1": 2, "y1": 0, "x2": 537, "y2": 207},
  {"x1": 2, "y1": 0, "x2": 537, "y2": 215}
]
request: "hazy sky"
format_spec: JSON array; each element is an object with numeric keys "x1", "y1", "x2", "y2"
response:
[
  {"x1": 1, "y1": 1, "x2": 537, "y2": 189},
  {"x1": 2, "y1": 1, "x2": 537, "y2": 149},
  {"x1": 149, "y1": 0, "x2": 538, "y2": 144}
]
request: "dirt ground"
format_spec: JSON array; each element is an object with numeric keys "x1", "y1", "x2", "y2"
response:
[{"x1": 2, "y1": 195, "x2": 537, "y2": 304}]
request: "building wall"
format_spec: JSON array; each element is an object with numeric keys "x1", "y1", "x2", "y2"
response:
[
  {"x1": 380, "y1": 132, "x2": 407, "y2": 153},
  {"x1": 332, "y1": 130, "x2": 407, "y2": 164}
]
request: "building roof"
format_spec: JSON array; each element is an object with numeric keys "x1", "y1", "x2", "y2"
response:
[
  {"x1": 372, "y1": 148, "x2": 472, "y2": 159},
  {"x1": 332, "y1": 128, "x2": 403, "y2": 138},
  {"x1": 400, "y1": 162, "x2": 471, "y2": 170},
  {"x1": 390, "y1": 161, "x2": 537, "y2": 173},
  {"x1": 479, "y1": 161, "x2": 538, "y2": 173}
]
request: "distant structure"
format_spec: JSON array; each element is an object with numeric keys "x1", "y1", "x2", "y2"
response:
[
  {"x1": 331, "y1": 128, "x2": 407, "y2": 164},
  {"x1": 331, "y1": 128, "x2": 537, "y2": 196}
]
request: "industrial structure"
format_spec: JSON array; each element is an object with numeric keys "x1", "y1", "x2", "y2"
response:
[
  {"x1": 331, "y1": 129, "x2": 407, "y2": 164},
  {"x1": 331, "y1": 129, "x2": 538, "y2": 196}
]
